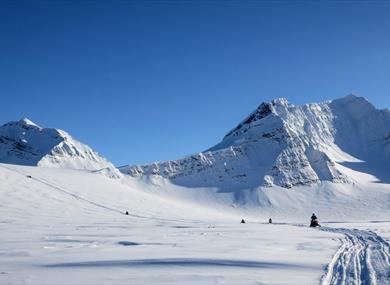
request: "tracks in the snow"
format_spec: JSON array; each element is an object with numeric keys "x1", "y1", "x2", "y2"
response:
[
  {"x1": 0, "y1": 164, "x2": 196, "y2": 224},
  {"x1": 320, "y1": 227, "x2": 390, "y2": 285}
]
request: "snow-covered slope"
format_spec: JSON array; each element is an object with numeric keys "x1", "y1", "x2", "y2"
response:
[
  {"x1": 0, "y1": 118, "x2": 118, "y2": 174},
  {"x1": 0, "y1": 163, "x2": 347, "y2": 285},
  {"x1": 120, "y1": 95, "x2": 390, "y2": 189}
]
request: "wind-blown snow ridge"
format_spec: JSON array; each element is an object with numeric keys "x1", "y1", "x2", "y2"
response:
[
  {"x1": 0, "y1": 118, "x2": 119, "y2": 176},
  {"x1": 120, "y1": 95, "x2": 390, "y2": 189}
]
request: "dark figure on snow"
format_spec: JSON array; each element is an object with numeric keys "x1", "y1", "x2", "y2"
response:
[
  {"x1": 241, "y1": 219, "x2": 246, "y2": 224},
  {"x1": 269, "y1": 218, "x2": 272, "y2": 224},
  {"x1": 310, "y1": 213, "x2": 320, "y2": 227},
  {"x1": 125, "y1": 211, "x2": 129, "y2": 215}
]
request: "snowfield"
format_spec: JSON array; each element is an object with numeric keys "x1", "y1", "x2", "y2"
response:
[
  {"x1": 1, "y1": 163, "x2": 390, "y2": 285},
  {"x1": 1, "y1": 95, "x2": 390, "y2": 284}
]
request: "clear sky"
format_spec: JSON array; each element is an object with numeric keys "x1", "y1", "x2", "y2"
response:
[{"x1": 1, "y1": 0, "x2": 389, "y2": 166}]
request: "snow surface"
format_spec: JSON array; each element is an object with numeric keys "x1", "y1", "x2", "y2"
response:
[
  {"x1": 0, "y1": 163, "x2": 341, "y2": 285},
  {"x1": 1, "y1": 163, "x2": 390, "y2": 284},
  {"x1": 320, "y1": 226, "x2": 390, "y2": 285}
]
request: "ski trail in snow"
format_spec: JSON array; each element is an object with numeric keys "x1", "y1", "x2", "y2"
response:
[
  {"x1": 0, "y1": 163, "x2": 122, "y2": 214},
  {"x1": 0, "y1": 164, "x2": 197, "y2": 223},
  {"x1": 320, "y1": 227, "x2": 390, "y2": 285}
]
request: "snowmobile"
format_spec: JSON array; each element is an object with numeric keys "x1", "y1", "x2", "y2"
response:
[
  {"x1": 310, "y1": 218, "x2": 320, "y2": 227},
  {"x1": 310, "y1": 213, "x2": 321, "y2": 227}
]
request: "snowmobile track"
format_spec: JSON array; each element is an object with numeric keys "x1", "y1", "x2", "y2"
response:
[
  {"x1": 321, "y1": 227, "x2": 390, "y2": 285},
  {"x1": 0, "y1": 164, "x2": 196, "y2": 224}
]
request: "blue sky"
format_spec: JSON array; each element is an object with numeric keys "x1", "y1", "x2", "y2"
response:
[{"x1": 1, "y1": 0, "x2": 389, "y2": 165}]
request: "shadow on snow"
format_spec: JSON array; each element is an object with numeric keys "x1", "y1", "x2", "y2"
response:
[{"x1": 45, "y1": 258, "x2": 316, "y2": 270}]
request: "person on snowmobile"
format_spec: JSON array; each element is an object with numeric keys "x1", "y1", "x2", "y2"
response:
[{"x1": 310, "y1": 213, "x2": 320, "y2": 227}]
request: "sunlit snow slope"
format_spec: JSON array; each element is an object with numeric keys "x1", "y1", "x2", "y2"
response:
[{"x1": 0, "y1": 163, "x2": 346, "y2": 285}]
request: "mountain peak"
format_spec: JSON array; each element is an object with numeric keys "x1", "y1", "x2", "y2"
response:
[
  {"x1": 330, "y1": 94, "x2": 375, "y2": 120},
  {"x1": 333, "y1": 94, "x2": 371, "y2": 105},
  {"x1": 271, "y1": 98, "x2": 289, "y2": 106},
  {"x1": 343, "y1": 93, "x2": 360, "y2": 100},
  {"x1": 3, "y1": 118, "x2": 41, "y2": 130},
  {"x1": 0, "y1": 118, "x2": 117, "y2": 174},
  {"x1": 18, "y1": 118, "x2": 41, "y2": 128}
]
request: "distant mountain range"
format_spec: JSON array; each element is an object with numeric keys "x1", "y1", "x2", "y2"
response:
[{"x1": 1, "y1": 95, "x2": 389, "y2": 189}]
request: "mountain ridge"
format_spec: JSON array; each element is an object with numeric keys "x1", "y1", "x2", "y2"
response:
[
  {"x1": 1, "y1": 95, "x2": 389, "y2": 189},
  {"x1": 120, "y1": 95, "x2": 390, "y2": 189}
]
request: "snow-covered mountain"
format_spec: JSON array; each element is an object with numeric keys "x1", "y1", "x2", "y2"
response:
[
  {"x1": 0, "y1": 118, "x2": 118, "y2": 174},
  {"x1": 120, "y1": 95, "x2": 390, "y2": 189},
  {"x1": 2, "y1": 103, "x2": 390, "y2": 285}
]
